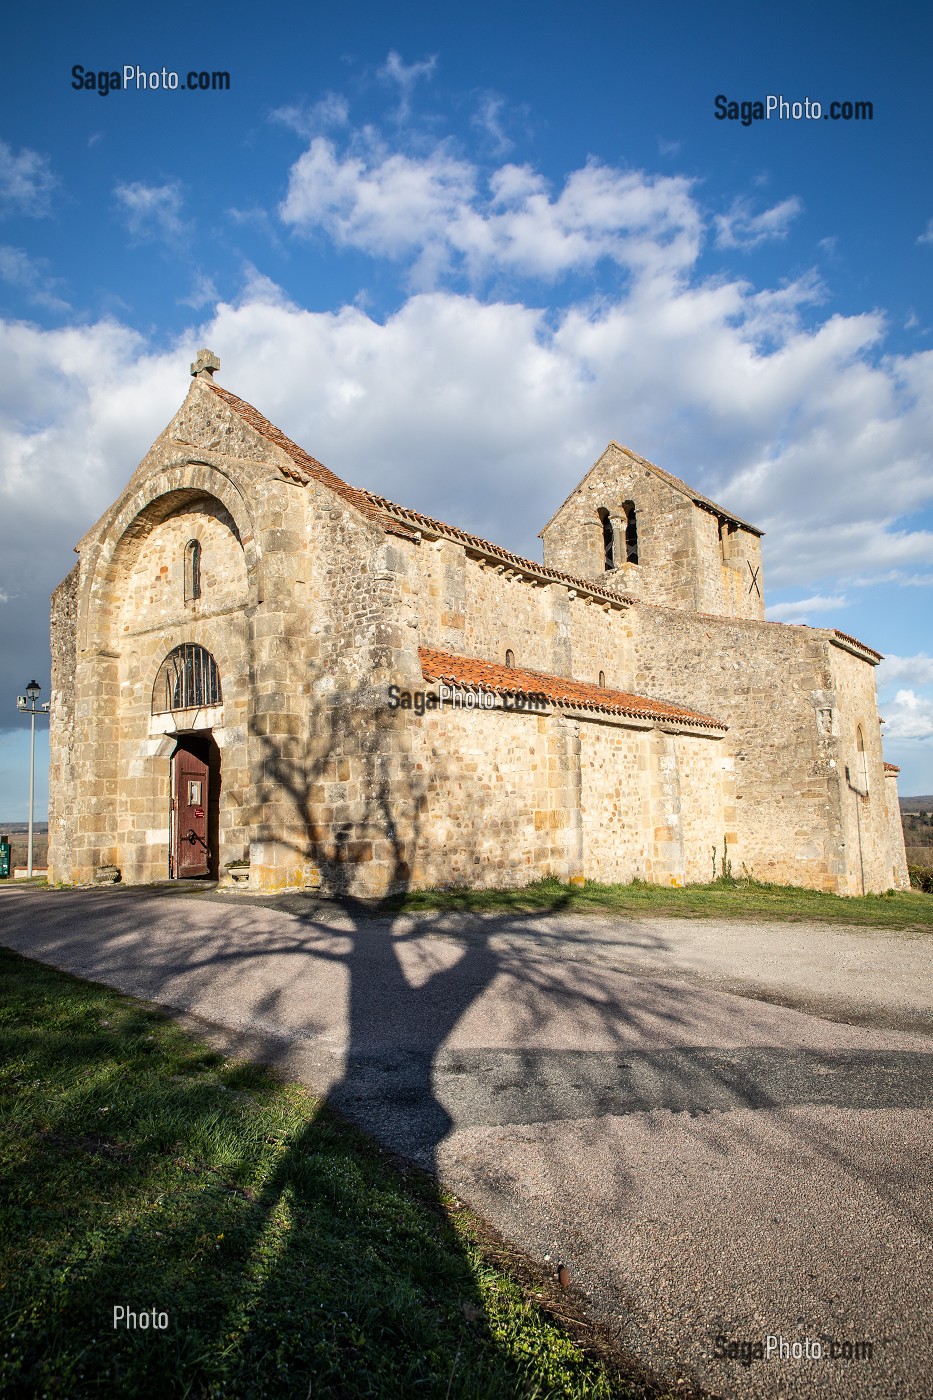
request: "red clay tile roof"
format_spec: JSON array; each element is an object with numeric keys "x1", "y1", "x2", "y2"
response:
[
  {"x1": 883, "y1": 762, "x2": 900, "y2": 774},
  {"x1": 419, "y1": 646, "x2": 726, "y2": 730},
  {"x1": 830, "y1": 628, "x2": 883, "y2": 663}
]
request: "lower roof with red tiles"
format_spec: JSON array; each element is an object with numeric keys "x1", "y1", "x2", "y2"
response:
[{"x1": 418, "y1": 646, "x2": 726, "y2": 731}]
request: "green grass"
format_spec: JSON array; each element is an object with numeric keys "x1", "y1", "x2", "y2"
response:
[
  {"x1": 0, "y1": 947, "x2": 655, "y2": 1399},
  {"x1": 383, "y1": 875, "x2": 933, "y2": 930}
]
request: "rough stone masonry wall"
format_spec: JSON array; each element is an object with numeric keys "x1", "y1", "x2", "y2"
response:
[
  {"x1": 404, "y1": 533, "x2": 635, "y2": 689},
  {"x1": 258, "y1": 479, "x2": 414, "y2": 897},
  {"x1": 577, "y1": 723, "x2": 650, "y2": 883},
  {"x1": 407, "y1": 536, "x2": 562, "y2": 672},
  {"x1": 577, "y1": 721, "x2": 727, "y2": 886},
  {"x1": 632, "y1": 604, "x2": 852, "y2": 891},
  {"x1": 564, "y1": 596, "x2": 634, "y2": 690},
  {"x1": 828, "y1": 643, "x2": 909, "y2": 892},
  {"x1": 397, "y1": 707, "x2": 572, "y2": 889},
  {"x1": 48, "y1": 565, "x2": 79, "y2": 884},
  {"x1": 676, "y1": 731, "x2": 731, "y2": 884},
  {"x1": 690, "y1": 508, "x2": 764, "y2": 621}
]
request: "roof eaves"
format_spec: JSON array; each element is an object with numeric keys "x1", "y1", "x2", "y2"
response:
[
  {"x1": 418, "y1": 646, "x2": 727, "y2": 732},
  {"x1": 366, "y1": 495, "x2": 636, "y2": 607},
  {"x1": 828, "y1": 628, "x2": 884, "y2": 664}
]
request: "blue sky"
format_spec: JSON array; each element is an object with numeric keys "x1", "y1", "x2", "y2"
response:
[{"x1": 1, "y1": 0, "x2": 932, "y2": 820}]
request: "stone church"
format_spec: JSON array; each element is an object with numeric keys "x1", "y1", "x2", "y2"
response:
[{"x1": 48, "y1": 350, "x2": 909, "y2": 896}]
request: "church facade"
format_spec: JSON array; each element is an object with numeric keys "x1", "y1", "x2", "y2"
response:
[{"x1": 47, "y1": 351, "x2": 909, "y2": 896}]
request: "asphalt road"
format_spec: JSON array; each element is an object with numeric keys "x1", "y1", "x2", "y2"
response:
[{"x1": 1, "y1": 887, "x2": 931, "y2": 1399}]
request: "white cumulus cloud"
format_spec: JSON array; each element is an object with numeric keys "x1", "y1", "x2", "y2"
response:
[
  {"x1": 882, "y1": 689, "x2": 933, "y2": 740},
  {"x1": 878, "y1": 654, "x2": 933, "y2": 689},
  {"x1": 767, "y1": 594, "x2": 848, "y2": 623},
  {"x1": 280, "y1": 137, "x2": 701, "y2": 285}
]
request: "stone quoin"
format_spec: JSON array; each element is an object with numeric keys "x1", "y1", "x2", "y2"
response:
[{"x1": 48, "y1": 351, "x2": 909, "y2": 896}]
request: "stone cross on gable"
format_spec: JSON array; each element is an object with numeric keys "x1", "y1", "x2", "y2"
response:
[{"x1": 190, "y1": 348, "x2": 220, "y2": 380}]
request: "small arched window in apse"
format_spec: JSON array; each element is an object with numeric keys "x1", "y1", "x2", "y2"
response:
[
  {"x1": 598, "y1": 670, "x2": 606, "y2": 688},
  {"x1": 505, "y1": 649, "x2": 515, "y2": 668},
  {"x1": 184, "y1": 539, "x2": 202, "y2": 603}
]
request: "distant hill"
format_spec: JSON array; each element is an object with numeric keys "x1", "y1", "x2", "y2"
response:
[
  {"x1": 0, "y1": 822, "x2": 49, "y2": 835},
  {"x1": 900, "y1": 796, "x2": 933, "y2": 815}
]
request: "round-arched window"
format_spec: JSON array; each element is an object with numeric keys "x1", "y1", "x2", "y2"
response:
[
  {"x1": 184, "y1": 539, "x2": 202, "y2": 602},
  {"x1": 152, "y1": 644, "x2": 221, "y2": 714}
]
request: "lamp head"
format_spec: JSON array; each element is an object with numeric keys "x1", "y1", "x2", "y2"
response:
[{"x1": 25, "y1": 680, "x2": 40, "y2": 702}]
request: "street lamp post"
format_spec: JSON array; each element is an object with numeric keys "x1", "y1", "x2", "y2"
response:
[{"x1": 15, "y1": 681, "x2": 50, "y2": 879}]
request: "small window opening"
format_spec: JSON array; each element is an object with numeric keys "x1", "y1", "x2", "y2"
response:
[
  {"x1": 184, "y1": 539, "x2": 202, "y2": 603},
  {"x1": 505, "y1": 649, "x2": 515, "y2": 668},
  {"x1": 622, "y1": 502, "x2": 638, "y2": 564},
  {"x1": 598, "y1": 670, "x2": 606, "y2": 688},
  {"x1": 598, "y1": 508, "x2": 615, "y2": 570}
]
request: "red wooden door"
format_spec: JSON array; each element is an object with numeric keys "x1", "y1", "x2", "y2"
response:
[{"x1": 172, "y1": 750, "x2": 210, "y2": 877}]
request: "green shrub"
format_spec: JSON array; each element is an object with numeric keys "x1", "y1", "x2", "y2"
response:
[{"x1": 907, "y1": 864, "x2": 933, "y2": 893}]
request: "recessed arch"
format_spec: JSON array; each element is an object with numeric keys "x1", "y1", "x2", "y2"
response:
[{"x1": 79, "y1": 460, "x2": 259, "y2": 653}]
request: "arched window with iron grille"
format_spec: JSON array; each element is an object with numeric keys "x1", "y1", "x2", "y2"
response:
[{"x1": 152, "y1": 644, "x2": 222, "y2": 714}]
